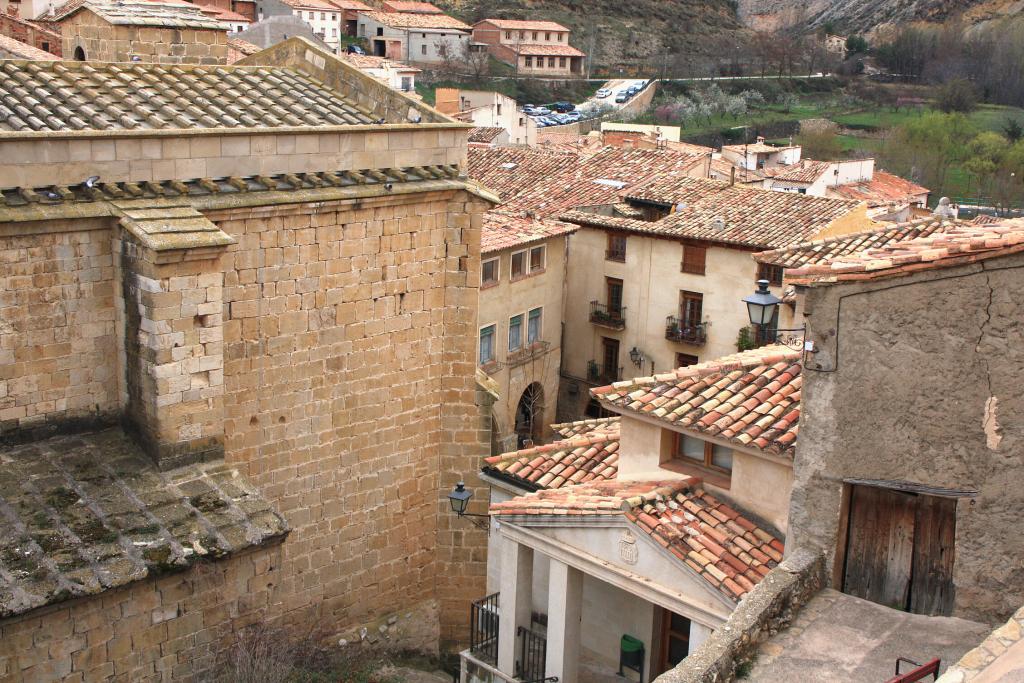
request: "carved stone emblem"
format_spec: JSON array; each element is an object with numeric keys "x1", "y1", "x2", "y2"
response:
[{"x1": 619, "y1": 530, "x2": 638, "y2": 565}]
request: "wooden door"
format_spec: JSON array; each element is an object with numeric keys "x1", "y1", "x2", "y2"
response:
[
  {"x1": 679, "y1": 291, "x2": 703, "y2": 329},
  {"x1": 842, "y1": 485, "x2": 956, "y2": 615},
  {"x1": 606, "y1": 277, "x2": 623, "y2": 317},
  {"x1": 910, "y1": 495, "x2": 957, "y2": 615},
  {"x1": 602, "y1": 337, "x2": 620, "y2": 381},
  {"x1": 656, "y1": 608, "x2": 691, "y2": 674}
]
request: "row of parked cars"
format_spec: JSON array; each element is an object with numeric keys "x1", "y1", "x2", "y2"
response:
[
  {"x1": 523, "y1": 101, "x2": 582, "y2": 128},
  {"x1": 597, "y1": 80, "x2": 647, "y2": 103}
]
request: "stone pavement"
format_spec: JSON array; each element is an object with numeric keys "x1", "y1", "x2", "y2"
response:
[
  {"x1": 937, "y1": 606, "x2": 1024, "y2": 683},
  {"x1": 746, "y1": 589, "x2": 991, "y2": 682}
]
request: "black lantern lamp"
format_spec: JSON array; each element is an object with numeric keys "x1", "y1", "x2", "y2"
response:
[
  {"x1": 741, "y1": 279, "x2": 813, "y2": 352},
  {"x1": 743, "y1": 279, "x2": 782, "y2": 327},
  {"x1": 448, "y1": 482, "x2": 489, "y2": 528},
  {"x1": 629, "y1": 346, "x2": 644, "y2": 368}
]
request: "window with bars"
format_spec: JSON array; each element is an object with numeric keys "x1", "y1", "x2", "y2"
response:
[{"x1": 681, "y1": 244, "x2": 706, "y2": 275}]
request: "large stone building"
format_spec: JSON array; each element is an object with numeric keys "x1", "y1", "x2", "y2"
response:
[
  {"x1": 356, "y1": 9, "x2": 471, "y2": 64},
  {"x1": 472, "y1": 19, "x2": 585, "y2": 77},
  {"x1": 54, "y1": 0, "x2": 230, "y2": 63},
  {"x1": 0, "y1": 38, "x2": 494, "y2": 680}
]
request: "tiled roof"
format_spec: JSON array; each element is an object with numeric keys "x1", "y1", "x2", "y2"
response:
[
  {"x1": 0, "y1": 60, "x2": 375, "y2": 132},
  {"x1": 339, "y1": 52, "x2": 420, "y2": 71},
  {"x1": 766, "y1": 159, "x2": 831, "y2": 185},
  {"x1": 754, "y1": 218, "x2": 950, "y2": 269},
  {"x1": 708, "y1": 158, "x2": 767, "y2": 184},
  {"x1": 490, "y1": 478, "x2": 782, "y2": 601},
  {"x1": 563, "y1": 177, "x2": 864, "y2": 250},
  {"x1": 280, "y1": 0, "x2": 339, "y2": 10},
  {"x1": 468, "y1": 146, "x2": 580, "y2": 200},
  {"x1": 483, "y1": 422, "x2": 620, "y2": 490},
  {"x1": 359, "y1": 10, "x2": 470, "y2": 30},
  {"x1": 786, "y1": 221, "x2": 1024, "y2": 285},
  {"x1": 514, "y1": 43, "x2": 586, "y2": 57},
  {"x1": 197, "y1": 4, "x2": 251, "y2": 22},
  {"x1": 226, "y1": 36, "x2": 261, "y2": 63},
  {"x1": 0, "y1": 34, "x2": 59, "y2": 60},
  {"x1": 0, "y1": 164, "x2": 464, "y2": 208},
  {"x1": 0, "y1": 429, "x2": 288, "y2": 619},
  {"x1": 501, "y1": 147, "x2": 709, "y2": 218},
  {"x1": 57, "y1": 0, "x2": 230, "y2": 29},
  {"x1": 593, "y1": 346, "x2": 803, "y2": 457},
  {"x1": 329, "y1": 0, "x2": 373, "y2": 9},
  {"x1": 382, "y1": 0, "x2": 442, "y2": 13},
  {"x1": 640, "y1": 178, "x2": 862, "y2": 248},
  {"x1": 481, "y1": 210, "x2": 578, "y2": 253},
  {"x1": 722, "y1": 142, "x2": 796, "y2": 155},
  {"x1": 475, "y1": 18, "x2": 570, "y2": 31},
  {"x1": 828, "y1": 170, "x2": 930, "y2": 207},
  {"x1": 468, "y1": 126, "x2": 505, "y2": 143},
  {"x1": 972, "y1": 213, "x2": 1000, "y2": 224},
  {"x1": 552, "y1": 416, "x2": 620, "y2": 438}
]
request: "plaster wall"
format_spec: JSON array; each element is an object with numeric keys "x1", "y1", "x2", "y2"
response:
[
  {"x1": 561, "y1": 227, "x2": 784, "y2": 384},
  {"x1": 357, "y1": 15, "x2": 468, "y2": 64},
  {"x1": 477, "y1": 237, "x2": 566, "y2": 447},
  {"x1": 791, "y1": 252, "x2": 1024, "y2": 623}
]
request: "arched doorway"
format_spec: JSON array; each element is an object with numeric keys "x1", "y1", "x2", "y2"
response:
[
  {"x1": 515, "y1": 383, "x2": 544, "y2": 448},
  {"x1": 73, "y1": 46, "x2": 86, "y2": 60}
]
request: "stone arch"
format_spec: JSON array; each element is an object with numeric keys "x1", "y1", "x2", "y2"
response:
[
  {"x1": 73, "y1": 46, "x2": 86, "y2": 61},
  {"x1": 515, "y1": 382, "x2": 544, "y2": 448}
]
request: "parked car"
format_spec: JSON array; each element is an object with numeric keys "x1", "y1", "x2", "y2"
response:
[
  {"x1": 552, "y1": 101, "x2": 575, "y2": 113},
  {"x1": 346, "y1": 44, "x2": 366, "y2": 55},
  {"x1": 553, "y1": 113, "x2": 573, "y2": 124},
  {"x1": 564, "y1": 111, "x2": 582, "y2": 122},
  {"x1": 614, "y1": 92, "x2": 629, "y2": 103},
  {"x1": 596, "y1": 88, "x2": 612, "y2": 98},
  {"x1": 531, "y1": 106, "x2": 552, "y2": 116},
  {"x1": 522, "y1": 105, "x2": 536, "y2": 115}
]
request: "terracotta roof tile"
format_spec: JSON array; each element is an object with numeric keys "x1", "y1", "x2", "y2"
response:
[
  {"x1": 551, "y1": 416, "x2": 620, "y2": 438},
  {"x1": 490, "y1": 478, "x2": 781, "y2": 602},
  {"x1": 786, "y1": 220, "x2": 1024, "y2": 285},
  {"x1": 382, "y1": 0, "x2": 442, "y2": 12},
  {"x1": 513, "y1": 43, "x2": 586, "y2": 57},
  {"x1": 57, "y1": 0, "x2": 230, "y2": 29},
  {"x1": 0, "y1": 60, "x2": 375, "y2": 132},
  {"x1": 468, "y1": 126, "x2": 505, "y2": 143},
  {"x1": 765, "y1": 159, "x2": 832, "y2": 184},
  {"x1": 828, "y1": 170, "x2": 930, "y2": 207},
  {"x1": 483, "y1": 419, "x2": 620, "y2": 489},
  {"x1": 0, "y1": 34, "x2": 59, "y2": 60},
  {"x1": 475, "y1": 18, "x2": 570, "y2": 31},
  {"x1": 481, "y1": 211, "x2": 577, "y2": 253},
  {"x1": 593, "y1": 346, "x2": 802, "y2": 457},
  {"x1": 338, "y1": 52, "x2": 420, "y2": 71},
  {"x1": 359, "y1": 10, "x2": 470, "y2": 30},
  {"x1": 754, "y1": 217, "x2": 951, "y2": 269}
]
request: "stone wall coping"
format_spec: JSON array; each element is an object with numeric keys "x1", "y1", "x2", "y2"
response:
[
  {"x1": 654, "y1": 546, "x2": 826, "y2": 683},
  {"x1": 0, "y1": 121, "x2": 472, "y2": 141}
]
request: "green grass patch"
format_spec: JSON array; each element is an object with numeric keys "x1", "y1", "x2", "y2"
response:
[{"x1": 833, "y1": 104, "x2": 1024, "y2": 133}]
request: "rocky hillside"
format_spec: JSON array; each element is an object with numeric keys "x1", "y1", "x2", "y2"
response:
[
  {"x1": 435, "y1": 0, "x2": 742, "y2": 73},
  {"x1": 738, "y1": 0, "x2": 1023, "y2": 34}
]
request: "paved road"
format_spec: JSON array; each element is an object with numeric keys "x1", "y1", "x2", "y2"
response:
[{"x1": 574, "y1": 78, "x2": 645, "y2": 118}]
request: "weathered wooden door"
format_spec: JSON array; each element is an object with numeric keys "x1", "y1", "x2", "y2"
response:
[{"x1": 842, "y1": 485, "x2": 956, "y2": 615}]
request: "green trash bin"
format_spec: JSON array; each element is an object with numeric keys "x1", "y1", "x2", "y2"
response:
[{"x1": 619, "y1": 634, "x2": 645, "y2": 681}]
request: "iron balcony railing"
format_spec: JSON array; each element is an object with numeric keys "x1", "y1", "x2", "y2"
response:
[
  {"x1": 506, "y1": 340, "x2": 551, "y2": 368},
  {"x1": 665, "y1": 316, "x2": 708, "y2": 346},
  {"x1": 470, "y1": 593, "x2": 499, "y2": 665},
  {"x1": 587, "y1": 361, "x2": 621, "y2": 384},
  {"x1": 516, "y1": 625, "x2": 547, "y2": 683},
  {"x1": 589, "y1": 301, "x2": 626, "y2": 329}
]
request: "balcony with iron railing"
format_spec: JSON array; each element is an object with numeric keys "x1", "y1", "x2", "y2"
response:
[
  {"x1": 665, "y1": 316, "x2": 708, "y2": 346},
  {"x1": 470, "y1": 593, "x2": 500, "y2": 665},
  {"x1": 589, "y1": 301, "x2": 626, "y2": 330},
  {"x1": 587, "y1": 360, "x2": 621, "y2": 385},
  {"x1": 506, "y1": 340, "x2": 551, "y2": 368}
]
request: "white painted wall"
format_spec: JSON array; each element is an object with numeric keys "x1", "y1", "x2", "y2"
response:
[{"x1": 292, "y1": 7, "x2": 341, "y2": 49}]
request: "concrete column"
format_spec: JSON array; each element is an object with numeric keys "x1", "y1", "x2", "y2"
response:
[
  {"x1": 546, "y1": 559, "x2": 583, "y2": 683},
  {"x1": 497, "y1": 541, "x2": 533, "y2": 675}
]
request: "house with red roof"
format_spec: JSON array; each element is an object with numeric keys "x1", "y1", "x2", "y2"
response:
[
  {"x1": 461, "y1": 345, "x2": 797, "y2": 682},
  {"x1": 472, "y1": 18, "x2": 586, "y2": 76}
]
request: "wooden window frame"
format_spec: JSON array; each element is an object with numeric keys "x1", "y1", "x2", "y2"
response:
[
  {"x1": 676, "y1": 353, "x2": 699, "y2": 368},
  {"x1": 606, "y1": 233, "x2": 626, "y2": 262},
  {"x1": 606, "y1": 277, "x2": 624, "y2": 315},
  {"x1": 757, "y1": 262, "x2": 784, "y2": 286},
  {"x1": 681, "y1": 243, "x2": 706, "y2": 275},
  {"x1": 679, "y1": 291, "x2": 703, "y2": 329},
  {"x1": 481, "y1": 257, "x2": 499, "y2": 287},
  {"x1": 529, "y1": 245, "x2": 546, "y2": 273},
  {"x1": 479, "y1": 324, "x2": 496, "y2": 365},
  {"x1": 527, "y1": 307, "x2": 542, "y2": 344},
  {"x1": 508, "y1": 314, "x2": 523, "y2": 352},
  {"x1": 510, "y1": 249, "x2": 526, "y2": 279},
  {"x1": 673, "y1": 433, "x2": 733, "y2": 474}
]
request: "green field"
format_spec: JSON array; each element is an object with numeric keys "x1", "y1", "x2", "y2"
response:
[{"x1": 832, "y1": 104, "x2": 1024, "y2": 133}]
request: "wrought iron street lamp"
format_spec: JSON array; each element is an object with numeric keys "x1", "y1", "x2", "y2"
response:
[
  {"x1": 741, "y1": 280, "x2": 814, "y2": 353},
  {"x1": 448, "y1": 482, "x2": 489, "y2": 529}
]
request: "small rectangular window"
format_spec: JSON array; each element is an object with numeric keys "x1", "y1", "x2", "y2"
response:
[
  {"x1": 506, "y1": 31, "x2": 511, "y2": 39},
  {"x1": 511, "y1": 250, "x2": 526, "y2": 278},
  {"x1": 529, "y1": 245, "x2": 545, "y2": 272},
  {"x1": 528, "y1": 307, "x2": 542, "y2": 343},
  {"x1": 321, "y1": 12, "x2": 326, "y2": 19},
  {"x1": 675, "y1": 434, "x2": 734, "y2": 473},
  {"x1": 525, "y1": 56, "x2": 532, "y2": 67},
  {"x1": 559, "y1": 57, "x2": 566, "y2": 67},
  {"x1": 676, "y1": 353, "x2": 699, "y2": 367},
  {"x1": 479, "y1": 325, "x2": 495, "y2": 365},
  {"x1": 421, "y1": 44, "x2": 427, "y2": 55},
  {"x1": 532, "y1": 31, "x2": 538, "y2": 40},
  {"x1": 682, "y1": 244, "x2": 706, "y2": 275},
  {"x1": 545, "y1": 32, "x2": 550, "y2": 40},
  {"x1": 548, "y1": 57, "x2": 555, "y2": 67},
  {"x1": 607, "y1": 233, "x2": 626, "y2": 261},
  {"x1": 508, "y1": 314, "x2": 523, "y2": 351},
  {"x1": 482, "y1": 257, "x2": 499, "y2": 286},
  {"x1": 757, "y1": 262, "x2": 784, "y2": 286},
  {"x1": 679, "y1": 435, "x2": 705, "y2": 463}
]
